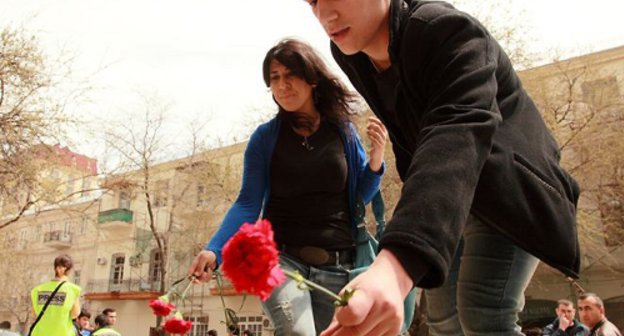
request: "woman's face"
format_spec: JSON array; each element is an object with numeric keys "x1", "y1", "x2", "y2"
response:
[{"x1": 269, "y1": 59, "x2": 315, "y2": 114}]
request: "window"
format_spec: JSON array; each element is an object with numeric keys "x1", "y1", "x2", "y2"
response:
[
  {"x1": 80, "y1": 216, "x2": 89, "y2": 235},
  {"x1": 81, "y1": 178, "x2": 91, "y2": 197},
  {"x1": 119, "y1": 191, "x2": 131, "y2": 209},
  {"x1": 74, "y1": 270, "x2": 81, "y2": 287},
  {"x1": 196, "y1": 184, "x2": 208, "y2": 207},
  {"x1": 602, "y1": 197, "x2": 624, "y2": 246},
  {"x1": 19, "y1": 228, "x2": 28, "y2": 243},
  {"x1": 34, "y1": 225, "x2": 41, "y2": 242},
  {"x1": 64, "y1": 220, "x2": 73, "y2": 234},
  {"x1": 582, "y1": 76, "x2": 620, "y2": 110},
  {"x1": 153, "y1": 180, "x2": 169, "y2": 207},
  {"x1": 65, "y1": 176, "x2": 75, "y2": 196},
  {"x1": 109, "y1": 253, "x2": 125, "y2": 287},
  {"x1": 238, "y1": 315, "x2": 264, "y2": 336},
  {"x1": 149, "y1": 249, "x2": 162, "y2": 283},
  {"x1": 185, "y1": 316, "x2": 209, "y2": 336}
]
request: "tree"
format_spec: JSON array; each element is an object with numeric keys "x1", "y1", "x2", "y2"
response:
[
  {"x1": 0, "y1": 25, "x2": 86, "y2": 229},
  {"x1": 102, "y1": 93, "x2": 245, "y2": 333}
]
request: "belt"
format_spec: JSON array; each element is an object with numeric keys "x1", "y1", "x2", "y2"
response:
[{"x1": 280, "y1": 245, "x2": 353, "y2": 267}]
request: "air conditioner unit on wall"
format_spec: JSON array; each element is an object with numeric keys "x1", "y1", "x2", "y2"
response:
[{"x1": 96, "y1": 257, "x2": 107, "y2": 265}]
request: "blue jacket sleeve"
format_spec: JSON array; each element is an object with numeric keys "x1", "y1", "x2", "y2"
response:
[
  {"x1": 206, "y1": 128, "x2": 267, "y2": 265},
  {"x1": 351, "y1": 123, "x2": 384, "y2": 204}
]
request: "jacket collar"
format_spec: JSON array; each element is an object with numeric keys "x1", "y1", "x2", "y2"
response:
[{"x1": 388, "y1": 0, "x2": 411, "y2": 65}]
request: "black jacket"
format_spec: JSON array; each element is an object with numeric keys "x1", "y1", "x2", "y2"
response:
[
  {"x1": 331, "y1": 0, "x2": 581, "y2": 287},
  {"x1": 543, "y1": 318, "x2": 590, "y2": 336}
]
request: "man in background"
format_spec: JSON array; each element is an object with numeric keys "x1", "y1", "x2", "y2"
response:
[
  {"x1": 578, "y1": 293, "x2": 622, "y2": 336},
  {"x1": 102, "y1": 308, "x2": 117, "y2": 327},
  {"x1": 543, "y1": 299, "x2": 589, "y2": 336}
]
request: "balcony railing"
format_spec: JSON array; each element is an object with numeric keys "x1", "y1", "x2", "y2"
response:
[
  {"x1": 43, "y1": 230, "x2": 72, "y2": 248},
  {"x1": 84, "y1": 278, "x2": 161, "y2": 300},
  {"x1": 98, "y1": 208, "x2": 133, "y2": 229}
]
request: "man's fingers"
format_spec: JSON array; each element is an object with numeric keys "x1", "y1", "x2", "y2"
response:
[
  {"x1": 319, "y1": 319, "x2": 341, "y2": 336},
  {"x1": 335, "y1": 289, "x2": 374, "y2": 327}
]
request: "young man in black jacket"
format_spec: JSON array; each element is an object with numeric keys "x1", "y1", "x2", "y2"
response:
[
  {"x1": 303, "y1": 0, "x2": 582, "y2": 335},
  {"x1": 543, "y1": 299, "x2": 590, "y2": 336}
]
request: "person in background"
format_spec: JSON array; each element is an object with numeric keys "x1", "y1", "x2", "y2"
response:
[
  {"x1": 543, "y1": 299, "x2": 589, "y2": 336},
  {"x1": 74, "y1": 308, "x2": 93, "y2": 336},
  {"x1": 189, "y1": 38, "x2": 387, "y2": 335},
  {"x1": 102, "y1": 308, "x2": 117, "y2": 327},
  {"x1": 92, "y1": 314, "x2": 121, "y2": 336},
  {"x1": 208, "y1": 330, "x2": 218, "y2": 336},
  {"x1": 30, "y1": 254, "x2": 81, "y2": 336},
  {"x1": 0, "y1": 321, "x2": 20, "y2": 336},
  {"x1": 300, "y1": 0, "x2": 582, "y2": 335},
  {"x1": 577, "y1": 293, "x2": 622, "y2": 336}
]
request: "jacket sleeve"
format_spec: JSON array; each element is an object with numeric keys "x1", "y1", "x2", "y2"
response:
[
  {"x1": 206, "y1": 128, "x2": 267, "y2": 265},
  {"x1": 378, "y1": 9, "x2": 502, "y2": 287},
  {"x1": 351, "y1": 123, "x2": 384, "y2": 204},
  {"x1": 542, "y1": 323, "x2": 560, "y2": 336}
]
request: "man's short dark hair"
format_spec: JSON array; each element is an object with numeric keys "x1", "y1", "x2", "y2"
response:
[
  {"x1": 78, "y1": 308, "x2": 91, "y2": 319},
  {"x1": 102, "y1": 308, "x2": 116, "y2": 315},
  {"x1": 557, "y1": 299, "x2": 574, "y2": 307},
  {"x1": 578, "y1": 293, "x2": 604, "y2": 308},
  {"x1": 94, "y1": 314, "x2": 109, "y2": 328},
  {"x1": 207, "y1": 330, "x2": 218, "y2": 336},
  {"x1": 0, "y1": 321, "x2": 11, "y2": 329}
]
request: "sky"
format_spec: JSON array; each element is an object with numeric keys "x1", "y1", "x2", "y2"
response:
[{"x1": 3, "y1": 0, "x2": 624, "y2": 159}]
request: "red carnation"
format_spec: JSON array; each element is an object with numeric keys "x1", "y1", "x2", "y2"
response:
[
  {"x1": 221, "y1": 219, "x2": 286, "y2": 301},
  {"x1": 163, "y1": 316, "x2": 193, "y2": 334},
  {"x1": 149, "y1": 299, "x2": 175, "y2": 316}
]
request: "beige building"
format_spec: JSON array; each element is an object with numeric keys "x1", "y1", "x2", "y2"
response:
[
  {"x1": 0, "y1": 142, "x2": 272, "y2": 336},
  {"x1": 85, "y1": 141, "x2": 270, "y2": 336},
  {"x1": 0, "y1": 144, "x2": 101, "y2": 333},
  {"x1": 517, "y1": 46, "x2": 624, "y2": 328}
]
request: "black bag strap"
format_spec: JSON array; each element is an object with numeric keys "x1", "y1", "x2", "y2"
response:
[{"x1": 28, "y1": 280, "x2": 66, "y2": 336}]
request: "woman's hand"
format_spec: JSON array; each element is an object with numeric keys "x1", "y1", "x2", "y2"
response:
[
  {"x1": 366, "y1": 117, "x2": 387, "y2": 173},
  {"x1": 188, "y1": 250, "x2": 217, "y2": 282},
  {"x1": 320, "y1": 250, "x2": 413, "y2": 336}
]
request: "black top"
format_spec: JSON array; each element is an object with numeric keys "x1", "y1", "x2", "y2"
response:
[
  {"x1": 332, "y1": 0, "x2": 580, "y2": 287},
  {"x1": 264, "y1": 120, "x2": 353, "y2": 249}
]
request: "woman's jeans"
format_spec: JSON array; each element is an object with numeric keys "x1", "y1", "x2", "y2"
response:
[
  {"x1": 261, "y1": 253, "x2": 350, "y2": 336},
  {"x1": 426, "y1": 215, "x2": 539, "y2": 336}
]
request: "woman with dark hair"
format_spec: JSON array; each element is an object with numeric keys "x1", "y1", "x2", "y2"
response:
[
  {"x1": 189, "y1": 38, "x2": 387, "y2": 335},
  {"x1": 30, "y1": 254, "x2": 81, "y2": 336}
]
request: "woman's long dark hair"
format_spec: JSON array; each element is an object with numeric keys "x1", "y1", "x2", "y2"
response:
[{"x1": 262, "y1": 38, "x2": 357, "y2": 131}]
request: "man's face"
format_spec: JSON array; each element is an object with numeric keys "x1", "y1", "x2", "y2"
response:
[
  {"x1": 556, "y1": 303, "x2": 575, "y2": 322},
  {"x1": 106, "y1": 312, "x2": 117, "y2": 326},
  {"x1": 577, "y1": 298, "x2": 604, "y2": 328},
  {"x1": 77, "y1": 316, "x2": 90, "y2": 329},
  {"x1": 305, "y1": 0, "x2": 390, "y2": 56}
]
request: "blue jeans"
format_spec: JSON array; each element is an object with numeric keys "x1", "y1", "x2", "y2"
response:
[
  {"x1": 425, "y1": 215, "x2": 539, "y2": 336},
  {"x1": 261, "y1": 253, "x2": 351, "y2": 336}
]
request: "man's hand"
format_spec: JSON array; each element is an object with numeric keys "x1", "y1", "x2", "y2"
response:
[
  {"x1": 559, "y1": 315, "x2": 572, "y2": 331},
  {"x1": 188, "y1": 250, "x2": 217, "y2": 282},
  {"x1": 320, "y1": 249, "x2": 413, "y2": 336},
  {"x1": 366, "y1": 117, "x2": 387, "y2": 173}
]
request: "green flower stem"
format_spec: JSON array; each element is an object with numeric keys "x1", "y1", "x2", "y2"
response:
[
  {"x1": 282, "y1": 269, "x2": 351, "y2": 306},
  {"x1": 180, "y1": 277, "x2": 194, "y2": 300}
]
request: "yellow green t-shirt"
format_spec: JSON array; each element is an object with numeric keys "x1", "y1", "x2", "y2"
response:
[
  {"x1": 92, "y1": 327, "x2": 121, "y2": 336},
  {"x1": 30, "y1": 280, "x2": 81, "y2": 336}
]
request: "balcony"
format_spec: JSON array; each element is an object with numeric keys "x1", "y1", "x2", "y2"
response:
[
  {"x1": 84, "y1": 278, "x2": 160, "y2": 301},
  {"x1": 98, "y1": 208, "x2": 133, "y2": 230},
  {"x1": 43, "y1": 230, "x2": 72, "y2": 249}
]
